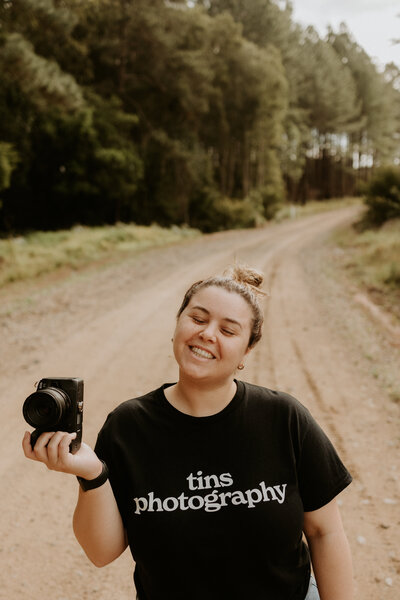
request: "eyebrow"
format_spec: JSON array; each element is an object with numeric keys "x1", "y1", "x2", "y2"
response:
[{"x1": 190, "y1": 305, "x2": 243, "y2": 329}]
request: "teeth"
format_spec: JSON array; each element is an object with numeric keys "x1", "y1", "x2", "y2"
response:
[{"x1": 190, "y1": 346, "x2": 214, "y2": 359}]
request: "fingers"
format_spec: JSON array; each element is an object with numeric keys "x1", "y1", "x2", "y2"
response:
[
  {"x1": 31, "y1": 431, "x2": 57, "y2": 463},
  {"x1": 22, "y1": 430, "x2": 55, "y2": 462},
  {"x1": 22, "y1": 430, "x2": 76, "y2": 472},
  {"x1": 45, "y1": 431, "x2": 71, "y2": 466},
  {"x1": 22, "y1": 430, "x2": 56, "y2": 461},
  {"x1": 22, "y1": 431, "x2": 37, "y2": 460},
  {"x1": 22, "y1": 432, "x2": 100, "y2": 479}
]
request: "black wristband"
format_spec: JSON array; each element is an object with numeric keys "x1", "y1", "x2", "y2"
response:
[{"x1": 77, "y1": 460, "x2": 109, "y2": 492}]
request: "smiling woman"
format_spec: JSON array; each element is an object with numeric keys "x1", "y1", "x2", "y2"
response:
[
  {"x1": 176, "y1": 264, "x2": 265, "y2": 348},
  {"x1": 165, "y1": 267, "x2": 265, "y2": 416},
  {"x1": 23, "y1": 264, "x2": 354, "y2": 600},
  {"x1": 169, "y1": 284, "x2": 254, "y2": 407}
]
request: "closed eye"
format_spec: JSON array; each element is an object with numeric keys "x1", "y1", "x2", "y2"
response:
[
  {"x1": 192, "y1": 316, "x2": 206, "y2": 324},
  {"x1": 221, "y1": 328, "x2": 235, "y2": 336}
]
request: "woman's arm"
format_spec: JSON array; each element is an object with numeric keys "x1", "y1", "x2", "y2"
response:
[
  {"x1": 73, "y1": 480, "x2": 128, "y2": 567},
  {"x1": 303, "y1": 498, "x2": 353, "y2": 600},
  {"x1": 22, "y1": 430, "x2": 128, "y2": 567}
]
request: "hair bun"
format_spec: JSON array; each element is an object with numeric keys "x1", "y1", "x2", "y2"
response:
[{"x1": 224, "y1": 264, "x2": 265, "y2": 292}]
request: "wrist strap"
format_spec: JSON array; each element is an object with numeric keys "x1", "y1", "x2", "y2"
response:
[{"x1": 77, "y1": 460, "x2": 109, "y2": 492}]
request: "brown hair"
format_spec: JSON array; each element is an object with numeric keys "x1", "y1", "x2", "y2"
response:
[{"x1": 177, "y1": 264, "x2": 266, "y2": 348}]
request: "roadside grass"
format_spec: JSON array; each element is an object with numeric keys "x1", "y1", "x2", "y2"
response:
[
  {"x1": 332, "y1": 218, "x2": 400, "y2": 321},
  {"x1": 0, "y1": 223, "x2": 200, "y2": 288}
]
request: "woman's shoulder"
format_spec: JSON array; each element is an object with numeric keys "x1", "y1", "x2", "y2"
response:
[
  {"x1": 240, "y1": 381, "x2": 319, "y2": 444},
  {"x1": 99, "y1": 386, "x2": 164, "y2": 428},
  {"x1": 241, "y1": 380, "x2": 312, "y2": 418}
]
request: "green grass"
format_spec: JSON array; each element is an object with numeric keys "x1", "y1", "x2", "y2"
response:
[
  {"x1": 333, "y1": 218, "x2": 400, "y2": 319},
  {"x1": 0, "y1": 223, "x2": 200, "y2": 288}
]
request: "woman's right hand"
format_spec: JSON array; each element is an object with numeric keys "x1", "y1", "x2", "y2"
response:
[
  {"x1": 22, "y1": 431, "x2": 103, "y2": 480},
  {"x1": 23, "y1": 431, "x2": 127, "y2": 567}
]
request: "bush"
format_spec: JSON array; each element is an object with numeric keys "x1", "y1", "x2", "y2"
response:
[
  {"x1": 247, "y1": 185, "x2": 282, "y2": 220},
  {"x1": 188, "y1": 183, "x2": 283, "y2": 232},
  {"x1": 362, "y1": 167, "x2": 400, "y2": 227},
  {"x1": 189, "y1": 187, "x2": 267, "y2": 232},
  {"x1": 212, "y1": 195, "x2": 266, "y2": 231}
]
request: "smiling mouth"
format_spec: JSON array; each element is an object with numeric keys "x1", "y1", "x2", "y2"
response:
[{"x1": 189, "y1": 346, "x2": 215, "y2": 359}]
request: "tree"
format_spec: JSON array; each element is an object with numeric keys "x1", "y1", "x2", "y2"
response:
[
  {"x1": 0, "y1": 33, "x2": 85, "y2": 112},
  {"x1": 1, "y1": 0, "x2": 400, "y2": 232},
  {"x1": 328, "y1": 26, "x2": 399, "y2": 167},
  {"x1": 0, "y1": 0, "x2": 142, "y2": 231},
  {"x1": 197, "y1": 11, "x2": 287, "y2": 200},
  {"x1": 0, "y1": 142, "x2": 18, "y2": 193}
]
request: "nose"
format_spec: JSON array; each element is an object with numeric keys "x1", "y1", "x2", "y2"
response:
[{"x1": 199, "y1": 321, "x2": 217, "y2": 342}]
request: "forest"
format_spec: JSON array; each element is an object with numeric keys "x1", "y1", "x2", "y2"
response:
[{"x1": 0, "y1": 0, "x2": 399, "y2": 233}]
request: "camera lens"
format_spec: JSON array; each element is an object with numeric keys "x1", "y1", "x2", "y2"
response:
[{"x1": 23, "y1": 387, "x2": 70, "y2": 428}]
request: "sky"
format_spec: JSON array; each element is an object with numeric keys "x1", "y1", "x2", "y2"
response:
[{"x1": 290, "y1": 0, "x2": 400, "y2": 69}]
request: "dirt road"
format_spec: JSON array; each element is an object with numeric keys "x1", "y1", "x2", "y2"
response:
[{"x1": 1, "y1": 206, "x2": 399, "y2": 599}]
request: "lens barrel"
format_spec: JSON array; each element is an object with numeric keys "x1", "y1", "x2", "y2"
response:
[{"x1": 23, "y1": 387, "x2": 70, "y2": 429}]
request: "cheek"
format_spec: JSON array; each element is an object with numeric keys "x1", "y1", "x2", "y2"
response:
[
  {"x1": 235, "y1": 340, "x2": 251, "y2": 359},
  {"x1": 173, "y1": 318, "x2": 193, "y2": 347},
  {"x1": 223, "y1": 334, "x2": 249, "y2": 359},
  {"x1": 235, "y1": 324, "x2": 252, "y2": 352}
]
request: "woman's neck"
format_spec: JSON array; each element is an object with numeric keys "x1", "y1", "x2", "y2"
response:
[{"x1": 165, "y1": 377, "x2": 237, "y2": 417}]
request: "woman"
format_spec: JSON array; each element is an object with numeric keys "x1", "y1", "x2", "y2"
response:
[{"x1": 23, "y1": 265, "x2": 353, "y2": 600}]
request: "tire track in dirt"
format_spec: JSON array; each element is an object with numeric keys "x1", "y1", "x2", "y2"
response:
[{"x1": 291, "y1": 335, "x2": 361, "y2": 481}]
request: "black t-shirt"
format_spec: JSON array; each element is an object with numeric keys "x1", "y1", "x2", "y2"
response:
[{"x1": 95, "y1": 380, "x2": 352, "y2": 600}]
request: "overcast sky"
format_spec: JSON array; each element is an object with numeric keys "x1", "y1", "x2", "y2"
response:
[{"x1": 290, "y1": 0, "x2": 400, "y2": 68}]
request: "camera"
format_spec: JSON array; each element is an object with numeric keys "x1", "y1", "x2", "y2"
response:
[{"x1": 23, "y1": 377, "x2": 84, "y2": 454}]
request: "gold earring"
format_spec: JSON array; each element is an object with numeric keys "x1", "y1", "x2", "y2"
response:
[{"x1": 237, "y1": 363, "x2": 244, "y2": 370}]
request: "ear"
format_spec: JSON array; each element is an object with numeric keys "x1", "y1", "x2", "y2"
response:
[{"x1": 244, "y1": 345, "x2": 253, "y2": 357}]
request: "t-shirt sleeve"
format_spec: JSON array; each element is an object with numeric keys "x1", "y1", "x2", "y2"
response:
[
  {"x1": 94, "y1": 414, "x2": 112, "y2": 463},
  {"x1": 296, "y1": 408, "x2": 352, "y2": 512},
  {"x1": 93, "y1": 411, "x2": 123, "y2": 493},
  {"x1": 93, "y1": 399, "x2": 133, "y2": 466},
  {"x1": 93, "y1": 410, "x2": 131, "y2": 519}
]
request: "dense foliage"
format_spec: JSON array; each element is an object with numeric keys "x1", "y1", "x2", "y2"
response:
[
  {"x1": 0, "y1": 0, "x2": 399, "y2": 232},
  {"x1": 362, "y1": 167, "x2": 400, "y2": 227}
]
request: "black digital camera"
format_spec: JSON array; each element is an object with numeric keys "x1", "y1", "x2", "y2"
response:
[{"x1": 23, "y1": 377, "x2": 84, "y2": 454}]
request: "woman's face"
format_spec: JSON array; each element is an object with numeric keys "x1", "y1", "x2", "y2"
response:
[{"x1": 172, "y1": 285, "x2": 253, "y2": 385}]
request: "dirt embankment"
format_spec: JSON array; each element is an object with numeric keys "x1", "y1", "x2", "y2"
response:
[{"x1": 0, "y1": 205, "x2": 398, "y2": 599}]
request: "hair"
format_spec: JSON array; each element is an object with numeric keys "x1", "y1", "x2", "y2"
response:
[{"x1": 177, "y1": 264, "x2": 266, "y2": 349}]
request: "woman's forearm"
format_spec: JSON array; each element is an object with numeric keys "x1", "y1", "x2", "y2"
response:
[
  {"x1": 307, "y1": 529, "x2": 353, "y2": 600},
  {"x1": 73, "y1": 480, "x2": 128, "y2": 567}
]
